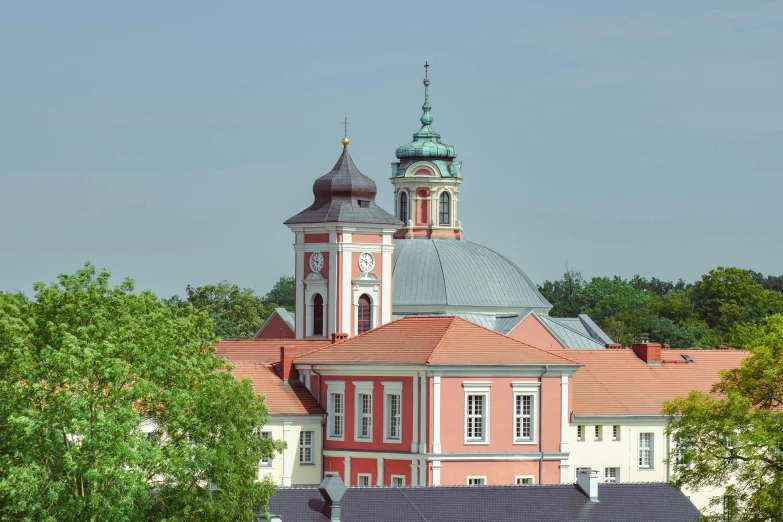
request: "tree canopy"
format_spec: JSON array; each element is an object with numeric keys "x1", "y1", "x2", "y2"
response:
[
  {"x1": 539, "y1": 267, "x2": 783, "y2": 348},
  {"x1": 0, "y1": 264, "x2": 283, "y2": 521},
  {"x1": 664, "y1": 314, "x2": 783, "y2": 521}
]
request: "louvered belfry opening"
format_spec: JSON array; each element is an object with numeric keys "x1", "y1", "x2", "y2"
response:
[
  {"x1": 313, "y1": 294, "x2": 324, "y2": 336},
  {"x1": 357, "y1": 294, "x2": 371, "y2": 334}
]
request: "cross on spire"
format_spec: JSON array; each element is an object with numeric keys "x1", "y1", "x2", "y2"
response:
[
  {"x1": 341, "y1": 116, "x2": 350, "y2": 138},
  {"x1": 424, "y1": 61, "x2": 430, "y2": 78}
]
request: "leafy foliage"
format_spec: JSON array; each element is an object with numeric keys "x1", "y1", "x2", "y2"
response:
[
  {"x1": 0, "y1": 264, "x2": 284, "y2": 521},
  {"x1": 263, "y1": 276, "x2": 295, "y2": 311},
  {"x1": 664, "y1": 315, "x2": 783, "y2": 521},
  {"x1": 539, "y1": 267, "x2": 783, "y2": 348}
]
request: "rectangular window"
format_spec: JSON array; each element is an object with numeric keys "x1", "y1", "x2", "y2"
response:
[
  {"x1": 466, "y1": 394, "x2": 486, "y2": 442},
  {"x1": 330, "y1": 392, "x2": 344, "y2": 438},
  {"x1": 514, "y1": 393, "x2": 535, "y2": 442},
  {"x1": 639, "y1": 432, "x2": 654, "y2": 469},
  {"x1": 299, "y1": 430, "x2": 314, "y2": 464},
  {"x1": 326, "y1": 381, "x2": 346, "y2": 441},
  {"x1": 467, "y1": 477, "x2": 486, "y2": 486},
  {"x1": 604, "y1": 467, "x2": 619, "y2": 483},
  {"x1": 382, "y1": 381, "x2": 403, "y2": 443},
  {"x1": 258, "y1": 430, "x2": 273, "y2": 467},
  {"x1": 354, "y1": 381, "x2": 374, "y2": 441},
  {"x1": 515, "y1": 476, "x2": 534, "y2": 485},
  {"x1": 612, "y1": 425, "x2": 620, "y2": 441},
  {"x1": 577, "y1": 425, "x2": 584, "y2": 441},
  {"x1": 391, "y1": 475, "x2": 405, "y2": 487},
  {"x1": 594, "y1": 425, "x2": 602, "y2": 441},
  {"x1": 357, "y1": 474, "x2": 372, "y2": 487},
  {"x1": 463, "y1": 382, "x2": 492, "y2": 444}
]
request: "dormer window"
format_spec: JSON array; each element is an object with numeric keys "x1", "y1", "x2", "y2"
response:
[{"x1": 358, "y1": 200, "x2": 370, "y2": 208}]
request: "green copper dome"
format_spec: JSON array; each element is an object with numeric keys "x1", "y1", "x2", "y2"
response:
[{"x1": 395, "y1": 77, "x2": 457, "y2": 161}]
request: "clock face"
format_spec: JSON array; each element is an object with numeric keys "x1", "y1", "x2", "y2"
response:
[
  {"x1": 309, "y1": 252, "x2": 324, "y2": 273},
  {"x1": 358, "y1": 252, "x2": 375, "y2": 272}
]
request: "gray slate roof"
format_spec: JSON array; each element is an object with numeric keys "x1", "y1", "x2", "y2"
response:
[
  {"x1": 265, "y1": 483, "x2": 699, "y2": 522},
  {"x1": 539, "y1": 315, "x2": 606, "y2": 349},
  {"x1": 285, "y1": 147, "x2": 402, "y2": 226},
  {"x1": 392, "y1": 240, "x2": 552, "y2": 310}
]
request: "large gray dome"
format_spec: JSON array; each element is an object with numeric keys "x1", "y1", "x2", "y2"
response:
[{"x1": 392, "y1": 240, "x2": 552, "y2": 311}]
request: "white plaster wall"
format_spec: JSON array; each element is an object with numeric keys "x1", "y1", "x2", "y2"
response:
[{"x1": 258, "y1": 416, "x2": 323, "y2": 486}]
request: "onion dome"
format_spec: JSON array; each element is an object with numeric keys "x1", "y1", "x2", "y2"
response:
[
  {"x1": 285, "y1": 142, "x2": 402, "y2": 226},
  {"x1": 395, "y1": 76, "x2": 456, "y2": 160}
]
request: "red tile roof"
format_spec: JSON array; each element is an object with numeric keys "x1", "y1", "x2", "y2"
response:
[
  {"x1": 550, "y1": 349, "x2": 748, "y2": 416},
  {"x1": 229, "y1": 362, "x2": 325, "y2": 416},
  {"x1": 295, "y1": 316, "x2": 578, "y2": 366},
  {"x1": 214, "y1": 339, "x2": 331, "y2": 363}
]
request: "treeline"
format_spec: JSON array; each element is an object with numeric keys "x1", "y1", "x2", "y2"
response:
[
  {"x1": 166, "y1": 276, "x2": 295, "y2": 339},
  {"x1": 538, "y1": 267, "x2": 783, "y2": 348}
]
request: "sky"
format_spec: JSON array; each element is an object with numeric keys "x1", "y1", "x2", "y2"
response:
[{"x1": 1, "y1": 1, "x2": 781, "y2": 298}]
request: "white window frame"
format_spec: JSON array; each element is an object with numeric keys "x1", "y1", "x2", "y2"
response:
[
  {"x1": 577, "y1": 424, "x2": 585, "y2": 441},
  {"x1": 515, "y1": 475, "x2": 535, "y2": 485},
  {"x1": 382, "y1": 381, "x2": 403, "y2": 444},
  {"x1": 511, "y1": 382, "x2": 539, "y2": 445},
  {"x1": 603, "y1": 466, "x2": 620, "y2": 483},
  {"x1": 257, "y1": 430, "x2": 273, "y2": 467},
  {"x1": 326, "y1": 381, "x2": 346, "y2": 441},
  {"x1": 638, "y1": 432, "x2": 654, "y2": 469},
  {"x1": 357, "y1": 473, "x2": 372, "y2": 487},
  {"x1": 298, "y1": 430, "x2": 314, "y2": 465},
  {"x1": 463, "y1": 382, "x2": 492, "y2": 445},
  {"x1": 612, "y1": 424, "x2": 620, "y2": 441},
  {"x1": 354, "y1": 381, "x2": 374, "y2": 442},
  {"x1": 467, "y1": 476, "x2": 486, "y2": 486},
  {"x1": 391, "y1": 475, "x2": 406, "y2": 487},
  {"x1": 594, "y1": 425, "x2": 602, "y2": 441}
]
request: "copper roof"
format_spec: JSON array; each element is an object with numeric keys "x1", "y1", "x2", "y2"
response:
[
  {"x1": 551, "y1": 349, "x2": 749, "y2": 416},
  {"x1": 295, "y1": 316, "x2": 578, "y2": 366},
  {"x1": 230, "y1": 362, "x2": 324, "y2": 416}
]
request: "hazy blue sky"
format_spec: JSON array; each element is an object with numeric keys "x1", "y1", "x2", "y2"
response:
[{"x1": 1, "y1": 1, "x2": 781, "y2": 298}]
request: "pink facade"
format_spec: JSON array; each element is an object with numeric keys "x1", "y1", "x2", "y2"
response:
[
  {"x1": 254, "y1": 313, "x2": 295, "y2": 339},
  {"x1": 507, "y1": 315, "x2": 565, "y2": 351}
]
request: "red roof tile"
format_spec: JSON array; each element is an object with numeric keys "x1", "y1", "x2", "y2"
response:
[
  {"x1": 549, "y1": 349, "x2": 748, "y2": 415},
  {"x1": 229, "y1": 362, "x2": 325, "y2": 416},
  {"x1": 295, "y1": 316, "x2": 578, "y2": 366},
  {"x1": 214, "y1": 339, "x2": 331, "y2": 363}
]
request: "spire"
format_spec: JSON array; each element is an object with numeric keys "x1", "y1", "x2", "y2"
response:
[
  {"x1": 341, "y1": 116, "x2": 350, "y2": 147},
  {"x1": 421, "y1": 61, "x2": 433, "y2": 126}
]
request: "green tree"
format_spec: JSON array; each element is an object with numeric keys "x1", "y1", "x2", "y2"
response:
[
  {"x1": 0, "y1": 264, "x2": 283, "y2": 521},
  {"x1": 184, "y1": 281, "x2": 272, "y2": 338},
  {"x1": 690, "y1": 267, "x2": 783, "y2": 332},
  {"x1": 263, "y1": 276, "x2": 295, "y2": 311},
  {"x1": 664, "y1": 314, "x2": 783, "y2": 521},
  {"x1": 563, "y1": 276, "x2": 653, "y2": 324}
]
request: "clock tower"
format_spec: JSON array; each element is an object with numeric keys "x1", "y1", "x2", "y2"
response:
[{"x1": 285, "y1": 138, "x2": 402, "y2": 338}]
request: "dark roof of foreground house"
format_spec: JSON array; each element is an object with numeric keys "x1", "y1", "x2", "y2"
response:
[{"x1": 263, "y1": 482, "x2": 699, "y2": 522}]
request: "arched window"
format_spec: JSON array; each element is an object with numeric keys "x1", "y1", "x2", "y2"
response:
[
  {"x1": 357, "y1": 294, "x2": 371, "y2": 334},
  {"x1": 439, "y1": 191, "x2": 450, "y2": 225},
  {"x1": 313, "y1": 294, "x2": 324, "y2": 336},
  {"x1": 399, "y1": 192, "x2": 408, "y2": 224}
]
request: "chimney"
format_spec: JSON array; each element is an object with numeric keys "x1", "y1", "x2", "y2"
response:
[
  {"x1": 319, "y1": 474, "x2": 347, "y2": 522},
  {"x1": 280, "y1": 346, "x2": 297, "y2": 383},
  {"x1": 605, "y1": 343, "x2": 623, "y2": 350},
  {"x1": 662, "y1": 344, "x2": 671, "y2": 350},
  {"x1": 332, "y1": 332, "x2": 348, "y2": 344},
  {"x1": 633, "y1": 342, "x2": 662, "y2": 366},
  {"x1": 576, "y1": 468, "x2": 599, "y2": 502},
  {"x1": 715, "y1": 345, "x2": 729, "y2": 351}
]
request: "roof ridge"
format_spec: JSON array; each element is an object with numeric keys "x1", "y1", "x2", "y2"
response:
[
  {"x1": 431, "y1": 239, "x2": 448, "y2": 305},
  {"x1": 425, "y1": 316, "x2": 460, "y2": 364},
  {"x1": 295, "y1": 315, "x2": 413, "y2": 359},
  {"x1": 446, "y1": 316, "x2": 580, "y2": 365}
]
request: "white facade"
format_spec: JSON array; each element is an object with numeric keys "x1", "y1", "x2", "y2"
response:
[
  {"x1": 568, "y1": 416, "x2": 725, "y2": 517},
  {"x1": 257, "y1": 415, "x2": 323, "y2": 486}
]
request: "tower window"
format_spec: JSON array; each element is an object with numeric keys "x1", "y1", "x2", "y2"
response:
[
  {"x1": 357, "y1": 294, "x2": 371, "y2": 334},
  {"x1": 439, "y1": 191, "x2": 450, "y2": 225},
  {"x1": 399, "y1": 192, "x2": 408, "y2": 224},
  {"x1": 313, "y1": 294, "x2": 324, "y2": 336},
  {"x1": 358, "y1": 199, "x2": 370, "y2": 208}
]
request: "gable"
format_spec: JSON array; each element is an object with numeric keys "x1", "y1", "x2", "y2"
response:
[{"x1": 506, "y1": 313, "x2": 566, "y2": 351}]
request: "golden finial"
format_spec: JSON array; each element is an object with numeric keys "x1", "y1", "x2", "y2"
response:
[{"x1": 341, "y1": 116, "x2": 350, "y2": 146}]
